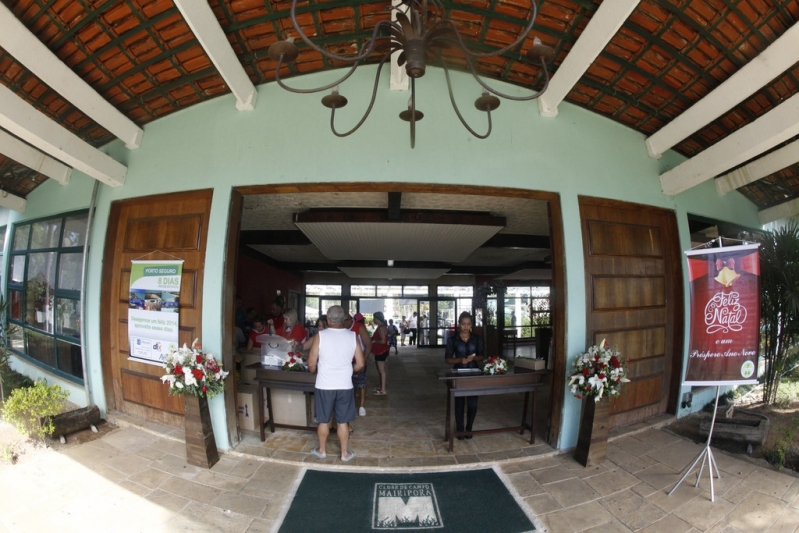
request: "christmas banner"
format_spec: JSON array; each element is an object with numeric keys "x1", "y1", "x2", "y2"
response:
[
  {"x1": 128, "y1": 260, "x2": 183, "y2": 365},
  {"x1": 684, "y1": 244, "x2": 760, "y2": 385}
]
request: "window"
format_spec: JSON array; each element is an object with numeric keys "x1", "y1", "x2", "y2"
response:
[
  {"x1": 305, "y1": 284, "x2": 342, "y2": 296},
  {"x1": 7, "y1": 211, "x2": 88, "y2": 382},
  {"x1": 437, "y1": 286, "x2": 473, "y2": 297},
  {"x1": 503, "y1": 285, "x2": 551, "y2": 339},
  {"x1": 0, "y1": 226, "x2": 5, "y2": 291}
]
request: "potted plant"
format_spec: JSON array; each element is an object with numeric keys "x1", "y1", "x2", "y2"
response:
[
  {"x1": 161, "y1": 340, "x2": 229, "y2": 468},
  {"x1": 569, "y1": 340, "x2": 629, "y2": 466}
]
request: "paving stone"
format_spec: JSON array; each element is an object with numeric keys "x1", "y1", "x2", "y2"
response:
[
  {"x1": 672, "y1": 495, "x2": 735, "y2": 531},
  {"x1": 637, "y1": 514, "x2": 693, "y2": 533},
  {"x1": 160, "y1": 476, "x2": 224, "y2": 504},
  {"x1": 724, "y1": 491, "x2": 786, "y2": 532},
  {"x1": 546, "y1": 477, "x2": 602, "y2": 508},
  {"x1": 600, "y1": 489, "x2": 668, "y2": 531},
  {"x1": 544, "y1": 501, "x2": 614, "y2": 533}
]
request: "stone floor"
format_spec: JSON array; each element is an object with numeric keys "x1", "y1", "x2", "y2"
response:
[
  {"x1": 2, "y1": 345, "x2": 798, "y2": 532},
  {"x1": 235, "y1": 345, "x2": 555, "y2": 466}
]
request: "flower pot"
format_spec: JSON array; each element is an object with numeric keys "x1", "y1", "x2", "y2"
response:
[
  {"x1": 183, "y1": 395, "x2": 219, "y2": 469},
  {"x1": 574, "y1": 397, "x2": 610, "y2": 467}
]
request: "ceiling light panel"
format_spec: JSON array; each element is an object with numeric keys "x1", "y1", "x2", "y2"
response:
[{"x1": 296, "y1": 222, "x2": 502, "y2": 262}]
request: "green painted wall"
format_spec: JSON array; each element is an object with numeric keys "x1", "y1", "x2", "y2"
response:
[{"x1": 6, "y1": 66, "x2": 762, "y2": 450}]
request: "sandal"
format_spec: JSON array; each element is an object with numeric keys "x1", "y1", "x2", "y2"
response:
[
  {"x1": 374, "y1": 390, "x2": 386, "y2": 395},
  {"x1": 341, "y1": 451, "x2": 356, "y2": 462},
  {"x1": 311, "y1": 448, "x2": 327, "y2": 459}
]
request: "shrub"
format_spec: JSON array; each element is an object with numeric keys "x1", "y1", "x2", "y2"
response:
[{"x1": 1, "y1": 380, "x2": 69, "y2": 441}]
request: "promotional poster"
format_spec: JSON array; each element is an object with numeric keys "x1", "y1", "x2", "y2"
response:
[
  {"x1": 684, "y1": 244, "x2": 760, "y2": 385},
  {"x1": 128, "y1": 260, "x2": 183, "y2": 365}
]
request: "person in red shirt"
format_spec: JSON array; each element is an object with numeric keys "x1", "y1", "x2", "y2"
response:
[
  {"x1": 269, "y1": 308, "x2": 308, "y2": 346},
  {"x1": 246, "y1": 316, "x2": 267, "y2": 350},
  {"x1": 269, "y1": 296, "x2": 286, "y2": 333}
]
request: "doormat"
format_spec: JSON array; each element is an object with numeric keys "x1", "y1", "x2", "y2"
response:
[{"x1": 276, "y1": 467, "x2": 539, "y2": 533}]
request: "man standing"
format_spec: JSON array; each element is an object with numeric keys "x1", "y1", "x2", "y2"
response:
[
  {"x1": 409, "y1": 312, "x2": 418, "y2": 346},
  {"x1": 308, "y1": 305, "x2": 364, "y2": 462}
]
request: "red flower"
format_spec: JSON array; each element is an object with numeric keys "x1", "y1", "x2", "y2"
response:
[
  {"x1": 582, "y1": 368, "x2": 590, "y2": 376},
  {"x1": 575, "y1": 394, "x2": 582, "y2": 400},
  {"x1": 192, "y1": 368, "x2": 204, "y2": 380},
  {"x1": 201, "y1": 386, "x2": 208, "y2": 393},
  {"x1": 174, "y1": 364, "x2": 183, "y2": 375},
  {"x1": 196, "y1": 354, "x2": 204, "y2": 364},
  {"x1": 599, "y1": 373, "x2": 606, "y2": 380},
  {"x1": 594, "y1": 354, "x2": 600, "y2": 361},
  {"x1": 610, "y1": 356, "x2": 620, "y2": 368}
]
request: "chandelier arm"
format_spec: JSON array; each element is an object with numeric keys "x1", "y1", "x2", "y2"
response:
[
  {"x1": 274, "y1": 54, "x2": 362, "y2": 94},
  {"x1": 410, "y1": 77, "x2": 417, "y2": 149},
  {"x1": 329, "y1": 53, "x2": 392, "y2": 138},
  {"x1": 464, "y1": 54, "x2": 552, "y2": 101},
  {"x1": 441, "y1": 60, "x2": 491, "y2": 139},
  {"x1": 291, "y1": 0, "x2": 399, "y2": 63},
  {"x1": 426, "y1": 1, "x2": 538, "y2": 59}
]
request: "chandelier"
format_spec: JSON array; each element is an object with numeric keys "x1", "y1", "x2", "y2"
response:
[{"x1": 267, "y1": 0, "x2": 555, "y2": 148}]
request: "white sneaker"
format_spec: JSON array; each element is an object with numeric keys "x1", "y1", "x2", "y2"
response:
[{"x1": 359, "y1": 407, "x2": 366, "y2": 417}]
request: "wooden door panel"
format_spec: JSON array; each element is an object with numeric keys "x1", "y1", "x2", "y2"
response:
[
  {"x1": 580, "y1": 197, "x2": 683, "y2": 427},
  {"x1": 587, "y1": 221, "x2": 663, "y2": 256},
  {"x1": 101, "y1": 190, "x2": 212, "y2": 426},
  {"x1": 121, "y1": 370, "x2": 183, "y2": 415},
  {"x1": 592, "y1": 276, "x2": 666, "y2": 309},
  {"x1": 124, "y1": 215, "x2": 203, "y2": 251}
]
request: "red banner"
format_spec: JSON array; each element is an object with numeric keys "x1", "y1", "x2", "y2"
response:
[{"x1": 684, "y1": 244, "x2": 760, "y2": 385}]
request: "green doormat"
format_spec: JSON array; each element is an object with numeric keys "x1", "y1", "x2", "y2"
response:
[{"x1": 277, "y1": 468, "x2": 538, "y2": 533}]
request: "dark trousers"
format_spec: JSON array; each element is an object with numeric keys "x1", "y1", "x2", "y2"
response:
[
  {"x1": 455, "y1": 396, "x2": 479, "y2": 432},
  {"x1": 409, "y1": 328, "x2": 417, "y2": 345}
]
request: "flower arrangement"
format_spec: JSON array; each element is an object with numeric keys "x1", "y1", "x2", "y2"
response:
[
  {"x1": 282, "y1": 352, "x2": 307, "y2": 372},
  {"x1": 569, "y1": 339, "x2": 629, "y2": 401},
  {"x1": 483, "y1": 356, "x2": 508, "y2": 375},
  {"x1": 160, "y1": 340, "x2": 229, "y2": 398}
]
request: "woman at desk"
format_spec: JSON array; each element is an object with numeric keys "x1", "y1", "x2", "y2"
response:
[
  {"x1": 444, "y1": 311, "x2": 484, "y2": 440},
  {"x1": 269, "y1": 308, "x2": 308, "y2": 346},
  {"x1": 246, "y1": 316, "x2": 267, "y2": 351}
]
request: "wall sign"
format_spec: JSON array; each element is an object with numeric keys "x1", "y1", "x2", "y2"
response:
[
  {"x1": 128, "y1": 259, "x2": 184, "y2": 365},
  {"x1": 684, "y1": 244, "x2": 760, "y2": 385}
]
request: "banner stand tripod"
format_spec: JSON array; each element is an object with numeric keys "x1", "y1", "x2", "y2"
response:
[{"x1": 668, "y1": 386, "x2": 722, "y2": 501}]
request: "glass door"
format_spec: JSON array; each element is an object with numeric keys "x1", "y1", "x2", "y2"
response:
[
  {"x1": 417, "y1": 300, "x2": 431, "y2": 346},
  {"x1": 434, "y1": 298, "x2": 457, "y2": 347}
]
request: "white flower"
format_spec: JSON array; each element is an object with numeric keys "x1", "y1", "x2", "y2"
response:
[{"x1": 175, "y1": 381, "x2": 184, "y2": 389}]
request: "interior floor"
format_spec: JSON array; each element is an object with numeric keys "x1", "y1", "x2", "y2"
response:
[{"x1": 235, "y1": 345, "x2": 554, "y2": 466}]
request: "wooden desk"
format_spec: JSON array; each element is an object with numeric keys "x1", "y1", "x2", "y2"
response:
[
  {"x1": 437, "y1": 370, "x2": 548, "y2": 452},
  {"x1": 245, "y1": 363, "x2": 316, "y2": 442}
]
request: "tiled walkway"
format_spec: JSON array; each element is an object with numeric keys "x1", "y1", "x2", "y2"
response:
[{"x1": 1, "y1": 346, "x2": 797, "y2": 532}]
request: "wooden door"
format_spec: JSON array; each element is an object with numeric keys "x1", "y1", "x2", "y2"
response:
[
  {"x1": 100, "y1": 190, "x2": 212, "y2": 425},
  {"x1": 579, "y1": 197, "x2": 683, "y2": 428}
]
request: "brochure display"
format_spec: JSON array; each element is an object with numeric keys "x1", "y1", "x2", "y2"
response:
[{"x1": 127, "y1": 260, "x2": 184, "y2": 365}]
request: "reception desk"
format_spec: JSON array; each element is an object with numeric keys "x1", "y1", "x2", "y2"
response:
[
  {"x1": 245, "y1": 363, "x2": 316, "y2": 441},
  {"x1": 437, "y1": 369, "x2": 549, "y2": 452}
]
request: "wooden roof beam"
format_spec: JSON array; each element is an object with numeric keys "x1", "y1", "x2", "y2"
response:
[
  {"x1": 759, "y1": 198, "x2": 799, "y2": 225},
  {"x1": 0, "y1": 128, "x2": 72, "y2": 184},
  {"x1": 0, "y1": 190, "x2": 26, "y2": 213},
  {"x1": 660, "y1": 91, "x2": 799, "y2": 196},
  {"x1": 646, "y1": 22, "x2": 799, "y2": 159},
  {"x1": 174, "y1": 0, "x2": 258, "y2": 111},
  {"x1": 537, "y1": 0, "x2": 640, "y2": 118},
  {"x1": 716, "y1": 139, "x2": 799, "y2": 195},
  {"x1": 0, "y1": 3, "x2": 144, "y2": 149},
  {"x1": 0, "y1": 85, "x2": 126, "y2": 187}
]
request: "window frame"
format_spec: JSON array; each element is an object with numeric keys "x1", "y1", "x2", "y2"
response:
[{"x1": 7, "y1": 210, "x2": 88, "y2": 384}]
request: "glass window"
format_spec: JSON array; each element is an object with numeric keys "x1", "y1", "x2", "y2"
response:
[
  {"x1": 306, "y1": 284, "x2": 342, "y2": 296},
  {"x1": 376, "y1": 285, "x2": 402, "y2": 297},
  {"x1": 30, "y1": 218, "x2": 62, "y2": 249},
  {"x1": 403, "y1": 285, "x2": 428, "y2": 296},
  {"x1": 7, "y1": 211, "x2": 87, "y2": 384},
  {"x1": 12, "y1": 225, "x2": 29, "y2": 251},
  {"x1": 58, "y1": 253, "x2": 83, "y2": 292},
  {"x1": 56, "y1": 339, "x2": 82, "y2": 379},
  {"x1": 0, "y1": 226, "x2": 6, "y2": 251},
  {"x1": 437, "y1": 286, "x2": 474, "y2": 297},
  {"x1": 350, "y1": 285, "x2": 375, "y2": 297},
  {"x1": 62, "y1": 214, "x2": 88, "y2": 247}
]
